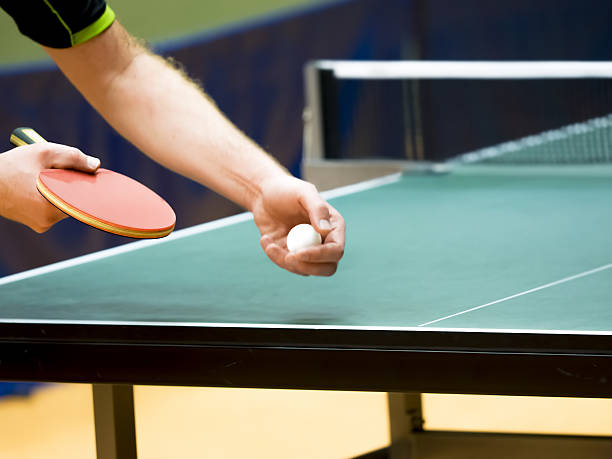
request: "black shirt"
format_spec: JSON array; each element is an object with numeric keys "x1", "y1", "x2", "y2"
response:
[{"x1": 0, "y1": 0, "x2": 115, "y2": 48}]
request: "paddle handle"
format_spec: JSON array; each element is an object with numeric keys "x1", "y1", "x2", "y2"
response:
[{"x1": 10, "y1": 127, "x2": 47, "y2": 147}]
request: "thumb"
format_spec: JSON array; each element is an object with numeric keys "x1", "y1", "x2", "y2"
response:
[
  {"x1": 300, "y1": 188, "x2": 333, "y2": 237},
  {"x1": 45, "y1": 143, "x2": 101, "y2": 172}
]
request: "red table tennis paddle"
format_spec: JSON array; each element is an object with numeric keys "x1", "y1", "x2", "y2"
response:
[{"x1": 10, "y1": 127, "x2": 176, "y2": 239}]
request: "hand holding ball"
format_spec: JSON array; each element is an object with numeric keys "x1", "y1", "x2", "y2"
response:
[{"x1": 286, "y1": 224, "x2": 322, "y2": 252}]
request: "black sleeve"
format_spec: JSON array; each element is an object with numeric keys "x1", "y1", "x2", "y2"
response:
[{"x1": 0, "y1": 0, "x2": 116, "y2": 49}]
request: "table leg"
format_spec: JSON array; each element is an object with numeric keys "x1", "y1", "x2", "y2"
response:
[
  {"x1": 387, "y1": 392, "x2": 424, "y2": 459},
  {"x1": 92, "y1": 384, "x2": 138, "y2": 459},
  {"x1": 380, "y1": 393, "x2": 612, "y2": 459}
]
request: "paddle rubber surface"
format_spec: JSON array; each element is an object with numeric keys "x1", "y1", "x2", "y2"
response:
[{"x1": 37, "y1": 168, "x2": 176, "y2": 239}]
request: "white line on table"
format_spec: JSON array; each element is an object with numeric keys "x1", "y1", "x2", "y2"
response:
[{"x1": 418, "y1": 263, "x2": 612, "y2": 327}]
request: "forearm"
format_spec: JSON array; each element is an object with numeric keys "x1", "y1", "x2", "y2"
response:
[
  {"x1": 44, "y1": 23, "x2": 288, "y2": 211},
  {"x1": 98, "y1": 51, "x2": 289, "y2": 210}
]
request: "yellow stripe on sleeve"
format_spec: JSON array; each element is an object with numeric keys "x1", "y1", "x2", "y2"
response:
[
  {"x1": 43, "y1": 0, "x2": 74, "y2": 45},
  {"x1": 72, "y1": 5, "x2": 116, "y2": 46}
]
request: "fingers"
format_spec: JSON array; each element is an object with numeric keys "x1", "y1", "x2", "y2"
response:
[
  {"x1": 261, "y1": 235, "x2": 305, "y2": 276},
  {"x1": 255, "y1": 176, "x2": 346, "y2": 276},
  {"x1": 293, "y1": 204, "x2": 345, "y2": 260},
  {"x1": 286, "y1": 252, "x2": 338, "y2": 276},
  {"x1": 325, "y1": 204, "x2": 345, "y2": 246},
  {"x1": 0, "y1": 142, "x2": 100, "y2": 233},
  {"x1": 298, "y1": 185, "x2": 332, "y2": 236},
  {"x1": 42, "y1": 142, "x2": 100, "y2": 172},
  {"x1": 261, "y1": 234, "x2": 338, "y2": 277},
  {"x1": 290, "y1": 241, "x2": 344, "y2": 263},
  {"x1": 31, "y1": 206, "x2": 68, "y2": 233}
]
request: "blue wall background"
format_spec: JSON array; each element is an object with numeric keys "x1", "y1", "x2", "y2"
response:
[{"x1": 416, "y1": 0, "x2": 612, "y2": 61}]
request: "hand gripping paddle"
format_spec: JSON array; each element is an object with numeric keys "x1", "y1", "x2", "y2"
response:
[{"x1": 10, "y1": 127, "x2": 176, "y2": 239}]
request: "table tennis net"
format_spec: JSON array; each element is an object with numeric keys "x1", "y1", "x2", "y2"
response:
[
  {"x1": 453, "y1": 114, "x2": 612, "y2": 165},
  {"x1": 311, "y1": 61, "x2": 612, "y2": 164}
]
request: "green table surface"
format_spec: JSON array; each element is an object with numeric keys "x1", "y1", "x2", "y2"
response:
[{"x1": 1, "y1": 164, "x2": 612, "y2": 333}]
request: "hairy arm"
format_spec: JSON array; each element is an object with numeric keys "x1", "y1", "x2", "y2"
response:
[
  {"x1": 44, "y1": 22, "x2": 285, "y2": 210},
  {"x1": 43, "y1": 22, "x2": 345, "y2": 276}
]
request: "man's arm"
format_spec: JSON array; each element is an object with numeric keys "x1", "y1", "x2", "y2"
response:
[
  {"x1": 44, "y1": 23, "x2": 282, "y2": 210},
  {"x1": 43, "y1": 22, "x2": 344, "y2": 276}
]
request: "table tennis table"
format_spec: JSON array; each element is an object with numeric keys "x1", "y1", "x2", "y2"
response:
[{"x1": 1, "y1": 151, "x2": 612, "y2": 457}]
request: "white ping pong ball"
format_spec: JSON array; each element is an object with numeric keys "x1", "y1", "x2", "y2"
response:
[{"x1": 286, "y1": 224, "x2": 322, "y2": 252}]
